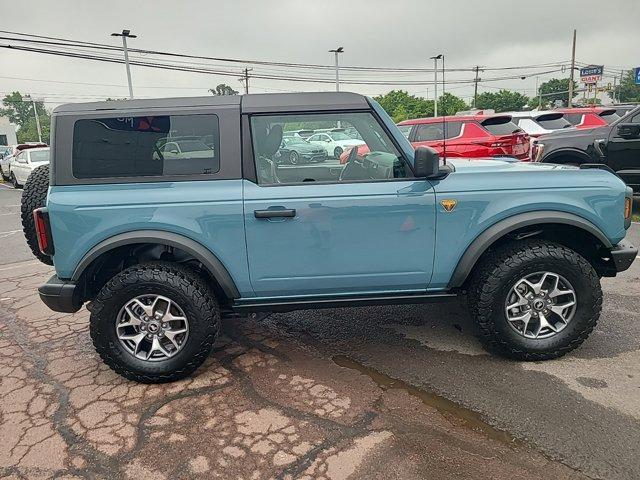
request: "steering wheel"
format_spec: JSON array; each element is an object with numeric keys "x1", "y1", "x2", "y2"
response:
[{"x1": 346, "y1": 145, "x2": 360, "y2": 163}]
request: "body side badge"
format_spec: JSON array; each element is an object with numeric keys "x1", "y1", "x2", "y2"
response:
[{"x1": 440, "y1": 199, "x2": 457, "y2": 212}]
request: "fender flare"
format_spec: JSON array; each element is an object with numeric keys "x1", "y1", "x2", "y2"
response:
[
  {"x1": 448, "y1": 211, "x2": 612, "y2": 288},
  {"x1": 71, "y1": 230, "x2": 240, "y2": 299},
  {"x1": 542, "y1": 148, "x2": 591, "y2": 164}
]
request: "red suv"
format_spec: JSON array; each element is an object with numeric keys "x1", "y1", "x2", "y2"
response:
[
  {"x1": 341, "y1": 114, "x2": 530, "y2": 163},
  {"x1": 555, "y1": 107, "x2": 620, "y2": 129}
]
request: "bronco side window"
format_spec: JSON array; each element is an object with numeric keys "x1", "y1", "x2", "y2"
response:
[
  {"x1": 72, "y1": 114, "x2": 220, "y2": 179},
  {"x1": 250, "y1": 112, "x2": 408, "y2": 185}
]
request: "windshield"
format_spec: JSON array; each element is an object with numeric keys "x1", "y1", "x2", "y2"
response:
[
  {"x1": 536, "y1": 114, "x2": 573, "y2": 130},
  {"x1": 481, "y1": 117, "x2": 522, "y2": 135},
  {"x1": 600, "y1": 111, "x2": 620, "y2": 124},
  {"x1": 29, "y1": 150, "x2": 50, "y2": 163},
  {"x1": 397, "y1": 125, "x2": 412, "y2": 138},
  {"x1": 283, "y1": 137, "x2": 308, "y2": 145},
  {"x1": 175, "y1": 140, "x2": 212, "y2": 153},
  {"x1": 328, "y1": 132, "x2": 352, "y2": 141}
]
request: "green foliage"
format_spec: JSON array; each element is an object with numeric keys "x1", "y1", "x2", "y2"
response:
[
  {"x1": 474, "y1": 89, "x2": 529, "y2": 112},
  {"x1": 618, "y1": 70, "x2": 640, "y2": 103},
  {"x1": 0, "y1": 92, "x2": 46, "y2": 127},
  {"x1": 209, "y1": 84, "x2": 239, "y2": 96},
  {"x1": 1, "y1": 91, "x2": 50, "y2": 143},
  {"x1": 438, "y1": 92, "x2": 468, "y2": 116},
  {"x1": 580, "y1": 97, "x2": 602, "y2": 106},
  {"x1": 17, "y1": 115, "x2": 50, "y2": 143},
  {"x1": 538, "y1": 78, "x2": 576, "y2": 107},
  {"x1": 373, "y1": 90, "x2": 433, "y2": 122}
]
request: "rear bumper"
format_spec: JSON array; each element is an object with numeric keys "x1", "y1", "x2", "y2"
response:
[
  {"x1": 38, "y1": 275, "x2": 82, "y2": 313},
  {"x1": 608, "y1": 239, "x2": 637, "y2": 273}
]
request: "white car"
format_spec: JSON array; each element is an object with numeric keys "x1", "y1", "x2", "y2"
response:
[
  {"x1": 507, "y1": 111, "x2": 573, "y2": 138},
  {"x1": 9, "y1": 147, "x2": 49, "y2": 188},
  {"x1": 307, "y1": 131, "x2": 365, "y2": 158}
]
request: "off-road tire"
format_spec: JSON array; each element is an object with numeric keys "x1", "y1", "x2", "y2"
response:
[
  {"x1": 90, "y1": 262, "x2": 221, "y2": 383},
  {"x1": 467, "y1": 240, "x2": 602, "y2": 360},
  {"x1": 20, "y1": 163, "x2": 53, "y2": 265}
]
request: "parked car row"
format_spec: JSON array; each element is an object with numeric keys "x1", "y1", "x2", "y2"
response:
[
  {"x1": 0, "y1": 143, "x2": 49, "y2": 188},
  {"x1": 335, "y1": 104, "x2": 639, "y2": 194}
]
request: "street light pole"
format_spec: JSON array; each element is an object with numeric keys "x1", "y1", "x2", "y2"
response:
[
  {"x1": 430, "y1": 54, "x2": 442, "y2": 117},
  {"x1": 329, "y1": 47, "x2": 344, "y2": 92},
  {"x1": 111, "y1": 29, "x2": 137, "y2": 99},
  {"x1": 24, "y1": 95, "x2": 42, "y2": 143}
]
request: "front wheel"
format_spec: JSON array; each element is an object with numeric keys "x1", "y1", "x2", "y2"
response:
[
  {"x1": 467, "y1": 240, "x2": 602, "y2": 360},
  {"x1": 289, "y1": 151, "x2": 299, "y2": 165},
  {"x1": 90, "y1": 262, "x2": 221, "y2": 383},
  {"x1": 333, "y1": 147, "x2": 343, "y2": 158},
  {"x1": 10, "y1": 173, "x2": 20, "y2": 189}
]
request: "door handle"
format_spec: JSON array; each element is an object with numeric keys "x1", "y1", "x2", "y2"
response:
[{"x1": 254, "y1": 208, "x2": 296, "y2": 218}]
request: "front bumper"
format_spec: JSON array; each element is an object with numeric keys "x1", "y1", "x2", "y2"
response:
[
  {"x1": 38, "y1": 275, "x2": 82, "y2": 313},
  {"x1": 608, "y1": 239, "x2": 637, "y2": 273}
]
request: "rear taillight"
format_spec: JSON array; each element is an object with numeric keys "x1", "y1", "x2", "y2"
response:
[
  {"x1": 624, "y1": 197, "x2": 633, "y2": 220},
  {"x1": 33, "y1": 208, "x2": 54, "y2": 256}
]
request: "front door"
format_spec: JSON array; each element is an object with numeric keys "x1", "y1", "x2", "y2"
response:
[
  {"x1": 243, "y1": 110, "x2": 436, "y2": 298},
  {"x1": 607, "y1": 110, "x2": 640, "y2": 191}
]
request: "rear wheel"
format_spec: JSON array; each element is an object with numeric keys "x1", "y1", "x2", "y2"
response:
[
  {"x1": 467, "y1": 240, "x2": 602, "y2": 360},
  {"x1": 90, "y1": 262, "x2": 220, "y2": 383},
  {"x1": 21, "y1": 164, "x2": 52, "y2": 265},
  {"x1": 333, "y1": 146, "x2": 343, "y2": 158},
  {"x1": 0, "y1": 165, "x2": 6, "y2": 181}
]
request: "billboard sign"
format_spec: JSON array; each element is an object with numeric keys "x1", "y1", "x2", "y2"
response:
[
  {"x1": 635, "y1": 67, "x2": 640, "y2": 85},
  {"x1": 580, "y1": 65, "x2": 603, "y2": 84}
]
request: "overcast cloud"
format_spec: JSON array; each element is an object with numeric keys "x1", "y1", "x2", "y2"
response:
[{"x1": 0, "y1": 0, "x2": 638, "y2": 108}]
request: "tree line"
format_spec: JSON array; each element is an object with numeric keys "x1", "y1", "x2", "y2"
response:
[{"x1": 2, "y1": 73, "x2": 639, "y2": 143}]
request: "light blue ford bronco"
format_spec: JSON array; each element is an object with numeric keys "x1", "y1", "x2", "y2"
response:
[{"x1": 24, "y1": 92, "x2": 636, "y2": 383}]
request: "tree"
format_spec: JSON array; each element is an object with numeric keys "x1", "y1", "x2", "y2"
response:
[
  {"x1": 373, "y1": 90, "x2": 433, "y2": 123},
  {"x1": 0, "y1": 92, "x2": 45, "y2": 127},
  {"x1": 474, "y1": 89, "x2": 529, "y2": 112},
  {"x1": 209, "y1": 84, "x2": 239, "y2": 96},
  {"x1": 17, "y1": 115, "x2": 51, "y2": 143},
  {"x1": 538, "y1": 78, "x2": 577, "y2": 108},
  {"x1": 617, "y1": 69, "x2": 640, "y2": 103},
  {"x1": 437, "y1": 92, "x2": 468, "y2": 116},
  {"x1": 0, "y1": 91, "x2": 51, "y2": 143}
]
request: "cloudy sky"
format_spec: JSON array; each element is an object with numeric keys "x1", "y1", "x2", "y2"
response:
[{"x1": 1, "y1": 0, "x2": 638, "y2": 109}]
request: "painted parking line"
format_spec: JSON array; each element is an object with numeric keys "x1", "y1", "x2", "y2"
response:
[
  {"x1": 0, "y1": 230, "x2": 20, "y2": 239},
  {"x1": 0, "y1": 260, "x2": 39, "y2": 272}
]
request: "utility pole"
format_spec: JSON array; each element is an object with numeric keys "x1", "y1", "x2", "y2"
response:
[
  {"x1": 536, "y1": 76, "x2": 542, "y2": 109},
  {"x1": 430, "y1": 54, "x2": 442, "y2": 117},
  {"x1": 568, "y1": 29, "x2": 576, "y2": 107},
  {"x1": 111, "y1": 29, "x2": 137, "y2": 99},
  {"x1": 329, "y1": 47, "x2": 344, "y2": 92},
  {"x1": 24, "y1": 95, "x2": 42, "y2": 143},
  {"x1": 472, "y1": 66, "x2": 482, "y2": 108},
  {"x1": 239, "y1": 68, "x2": 252, "y2": 94}
]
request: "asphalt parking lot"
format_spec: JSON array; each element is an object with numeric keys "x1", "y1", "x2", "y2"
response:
[{"x1": 1, "y1": 183, "x2": 639, "y2": 479}]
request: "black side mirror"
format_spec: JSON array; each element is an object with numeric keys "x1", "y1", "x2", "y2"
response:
[
  {"x1": 413, "y1": 146, "x2": 440, "y2": 178},
  {"x1": 617, "y1": 123, "x2": 640, "y2": 139}
]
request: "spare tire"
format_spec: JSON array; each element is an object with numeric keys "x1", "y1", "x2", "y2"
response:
[{"x1": 21, "y1": 163, "x2": 53, "y2": 265}]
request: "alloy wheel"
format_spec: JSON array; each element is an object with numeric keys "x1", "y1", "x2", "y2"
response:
[
  {"x1": 116, "y1": 294, "x2": 189, "y2": 361},
  {"x1": 504, "y1": 271, "x2": 577, "y2": 339}
]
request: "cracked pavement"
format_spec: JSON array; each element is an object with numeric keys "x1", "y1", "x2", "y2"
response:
[{"x1": 0, "y1": 261, "x2": 584, "y2": 480}]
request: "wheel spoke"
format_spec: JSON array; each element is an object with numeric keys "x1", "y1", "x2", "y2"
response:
[
  {"x1": 148, "y1": 337, "x2": 171, "y2": 359},
  {"x1": 132, "y1": 298, "x2": 153, "y2": 317},
  {"x1": 505, "y1": 271, "x2": 576, "y2": 340}
]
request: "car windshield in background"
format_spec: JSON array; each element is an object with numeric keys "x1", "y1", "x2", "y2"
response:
[
  {"x1": 283, "y1": 137, "x2": 308, "y2": 145},
  {"x1": 536, "y1": 114, "x2": 573, "y2": 130},
  {"x1": 397, "y1": 125, "x2": 411, "y2": 138},
  {"x1": 329, "y1": 132, "x2": 352, "y2": 141},
  {"x1": 30, "y1": 150, "x2": 50, "y2": 163},
  {"x1": 481, "y1": 117, "x2": 521, "y2": 135},
  {"x1": 600, "y1": 111, "x2": 620, "y2": 124}
]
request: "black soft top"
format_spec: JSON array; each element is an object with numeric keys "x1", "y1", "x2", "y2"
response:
[{"x1": 53, "y1": 92, "x2": 369, "y2": 115}]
